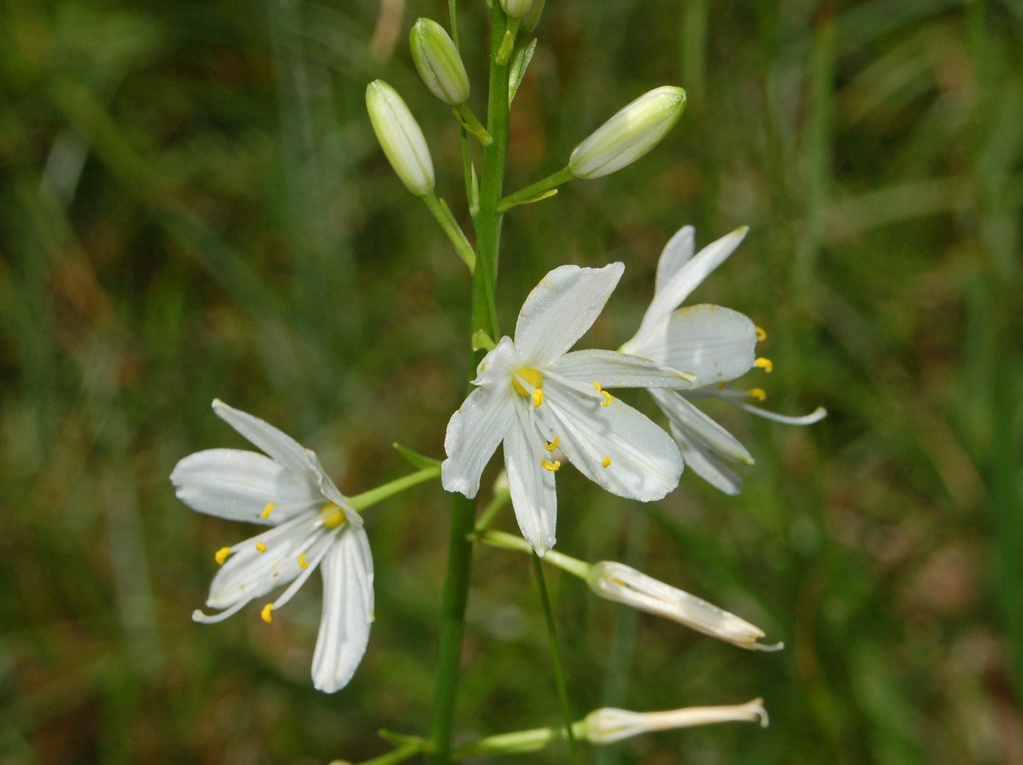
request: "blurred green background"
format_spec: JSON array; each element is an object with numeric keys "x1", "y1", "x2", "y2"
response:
[{"x1": 2, "y1": 0, "x2": 1022, "y2": 762}]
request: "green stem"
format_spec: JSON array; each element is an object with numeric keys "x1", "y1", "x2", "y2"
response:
[
  {"x1": 532, "y1": 556, "x2": 582, "y2": 765},
  {"x1": 421, "y1": 191, "x2": 476, "y2": 271},
  {"x1": 474, "y1": 487, "x2": 511, "y2": 533},
  {"x1": 348, "y1": 465, "x2": 441, "y2": 512},
  {"x1": 481, "y1": 530, "x2": 592, "y2": 580},
  {"x1": 454, "y1": 104, "x2": 493, "y2": 145},
  {"x1": 344, "y1": 740, "x2": 426, "y2": 765},
  {"x1": 498, "y1": 166, "x2": 574, "y2": 212}
]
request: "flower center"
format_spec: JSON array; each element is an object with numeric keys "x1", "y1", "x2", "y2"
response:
[
  {"x1": 512, "y1": 367, "x2": 544, "y2": 406},
  {"x1": 320, "y1": 503, "x2": 346, "y2": 529}
]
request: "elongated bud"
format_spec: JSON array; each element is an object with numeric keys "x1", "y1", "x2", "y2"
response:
[
  {"x1": 500, "y1": 0, "x2": 535, "y2": 19},
  {"x1": 587, "y1": 561, "x2": 780, "y2": 651},
  {"x1": 584, "y1": 699, "x2": 768, "y2": 744},
  {"x1": 366, "y1": 80, "x2": 435, "y2": 196},
  {"x1": 521, "y1": 0, "x2": 545, "y2": 33},
  {"x1": 410, "y1": 18, "x2": 470, "y2": 106},
  {"x1": 569, "y1": 86, "x2": 686, "y2": 179}
]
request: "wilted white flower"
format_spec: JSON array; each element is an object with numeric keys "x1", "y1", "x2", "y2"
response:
[
  {"x1": 620, "y1": 225, "x2": 827, "y2": 494},
  {"x1": 584, "y1": 698, "x2": 768, "y2": 744},
  {"x1": 170, "y1": 400, "x2": 374, "y2": 693},
  {"x1": 442, "y1": 263, "x2": 693, "y2": 556},
  {"x1": 366, "y1": 79, "x2": 435, "y2": 196}
]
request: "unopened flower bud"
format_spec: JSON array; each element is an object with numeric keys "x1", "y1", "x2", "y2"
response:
[
  {"x1": 587, "y1": 561, "x2": 779, "y2": 651},
  {"x1": 366, "y1": 80, "x2": 435, "y2": 196},
  {"x1": 521, "y1": 0, "x2": 546, "y2": 33},
  {"x1": 584, "y1": 699, "x2": 768, "y2": 745},
  {"x1": 500, "y1": 0, "x2": 536, "y2": 19},
  {"x1": 410, "y1": 18, "x2": 470, "y2": 106},
  {"x1": 569, "y1": 86, "x2": 686, "y2": 179}
]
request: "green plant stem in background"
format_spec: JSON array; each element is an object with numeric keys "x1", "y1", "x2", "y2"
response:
[{"x1": 498, "y1": 166, "x2": 574, "y2": 212}]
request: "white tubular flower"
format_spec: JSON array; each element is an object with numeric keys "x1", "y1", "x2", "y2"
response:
[
  {"x1": 410, "y1": 19, "x2": 470, "y2": 106},
  {"x1": 170, "y1": 400, "x2": 374, "y2": 693},
  {"x1": 569, "y1": 86, "x2": 686, "y2": 179},
  {"x1": 619, "y1": 225, "x2": 827, "y2": 494},
  {"x1": 442, "y1": 263, "x2": 694, "y2": 556},
  {"x1": 588, "y1": 561, "x2": 779, "y2": 651},
  {"x1": 584, "y1": 698, "x2": 768, "y2": 745},
  {"x1": 366, "y1": 80, "x2": 435, "y2": 196}
]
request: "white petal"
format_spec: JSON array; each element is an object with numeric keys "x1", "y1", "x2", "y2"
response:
[
  {"x1": 213, "y1": 400, "x2": 319, "y2": 481},
  {"x1": 625, "y1": 305, "x2": 756, "y2": 386},
  {"x1": 442, "y1": 384, "x2": 516, "y2": 499},
  {"x1": 541, "y1": 384, "x2": 682, "y2": 501},
  {"x1": 635, "y1": 227, "x2": 747, "y2": 340},
  {"x1": 652, "y1": 390, "x2": 753, "y2": 465},
  {"x1": 669, "y1": 420, "x2": 744, "y2": 495},
  {"x1": 654, "y1": 225, "x2": 695, "y2": 295},
  {"x1": 514, "y1": 263, "x2": 624, "y2": 366},
  {"x1": 170, "y1": 449, "x2": 323, "y2": 524},
  {"x1": 504, "y1": 403, "x2": 557, "y2": 555},
  {"x1": 548, "y1": 349, "x2": 694, "y2": 389},
  {"x1": 312, "y1": 527, "x2": 374, "y2": 693}
]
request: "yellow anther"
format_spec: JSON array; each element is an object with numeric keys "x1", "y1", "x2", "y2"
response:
[
  {"x1": 532, "y1": 388, "x2": 544, "y2": 408},
  {"x1": 544, "y1": 437, "x2": 560, "y2": 452},
  {"x1": 601, "y1": 456, "x2": 612, "y2": 468},
  {"x1": 260, "y1": 502, "x2": 275, "y2": 519},
  {"x1": 260, "y1": 603, "x2": 274, "y2": 623},
  {"x1": 512, "y1": 367, "x2": 544, "y2": 397},
  {"x1": 321, "y1": 502, "x2": 346, "y2": 529},
  {"x1": 754, "y1": 357, "x2": 773, "y2": 373},
  {"x1": 214, "y1": 547, "x2": 232, "y2": 565},
  {"x1": 592, "y1": 381, "x2": 603, "y2": 391},
  {"x1": 600, "y1": 390, "x2": 612, "y2": 408},
  {"x1": 756, "y1": 326, "x2": 767, "y2": 342},
  {"x1": 717, "y1": 381, "x2": 727, "y2": 390},
  {"x1": 541, "y1": 459, "x2": 562, "y2": 472},
  {"x1": 298, "y1": 553, "x2": 309, "y2": 570},
  {"x1": 749, "y1": 388, "x2": 767, "y2": 402},
  {"x1": 255, "y1": 542, "x2": 267, "y2": 553}
]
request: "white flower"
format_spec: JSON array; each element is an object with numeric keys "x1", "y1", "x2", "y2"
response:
[
  {"x1": 620, "y1": 225, "x2": 827, "y2": 494},
  {"x1": 442, "y1": 263, "x2": 694, "y2": 556},
  {"x1": 584, "y1": 698, "x2": 768, "y2": 744},
  {"x1": 170, "y1": 400, "x2": 374, "y2": 693}
]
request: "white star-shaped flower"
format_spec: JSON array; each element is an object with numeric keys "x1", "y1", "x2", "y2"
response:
[
  {"x1": 170, "y1": 400, "x2": 373, "y2": 693},
  {"x1": 620, "y1": 225, "x2": 827, "y2": 494},
  {"x1": 442, "y1": 263, "x2": 694, "y2": 556}
]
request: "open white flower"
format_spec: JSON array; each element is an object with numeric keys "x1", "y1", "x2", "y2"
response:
[
  {"x1": 619, "y1": 225, "x2": 827, "y2": 494},
  {"x1": 170, "y1": 400, "x2": 374, "y2": 693},
  {"x1": 442, "y1": 263, "x2": 694, "y2": 556}
]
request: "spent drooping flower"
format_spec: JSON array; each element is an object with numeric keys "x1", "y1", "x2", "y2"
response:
[
  {"x1": 170, "y1": 400, "x2": 374, "y2": 693},
  {"x1": 583, "y1": 698, "x2": 768, "y2": 744},
  {"x1": 619, "y1": 225, "x2": 827, "y2": 494},
  {"x1": 442, "y1": 263, "x2": 694, "y2": 556}
]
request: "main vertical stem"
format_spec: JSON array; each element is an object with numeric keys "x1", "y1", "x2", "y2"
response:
[{"x1": 428, "y1": 7, "x2": 510, "y2": 764}]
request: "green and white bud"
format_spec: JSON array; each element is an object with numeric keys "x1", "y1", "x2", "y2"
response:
[
  {"x1": 584, "y1": 699, "x2": 768, "y2": 745},
  {"x1": 521, "y1": 0, "x2": 546, "y2": 33},
  {"x1": 569, "y1": 86, "x2": 686, "y2": 179},
  {"x1": 410, "y1": 18, "x2": 470, "y2": 106},
  {"x1": 587, "y1": 561, "x2": 780, "y2": 651},
  {"x1": 500, "y1": 0, "x2": 536, "y2": 19},
  {"x1": 366, "y1": 80, "x2": 435, "y2": 196}
]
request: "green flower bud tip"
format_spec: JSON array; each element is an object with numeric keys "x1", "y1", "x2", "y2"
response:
[
  {"x1": 521, "y1": 0, "x2": 545, "y2": 33},
  {"x1": 500, "y1": 0, "x2": 536, "y2": 19},
  {"x1": 568, "y1": 86, "x2": 687, "y2": 180},
  {"x1": 366, "y1": 80, "x2": 435, "y2": 196},
  {"x1": 410, "y1": 18, "x2": 470, "y2": 106}
]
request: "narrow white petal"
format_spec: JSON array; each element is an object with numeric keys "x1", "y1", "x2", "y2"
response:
[
  {"x1": 652, "y1": 390, "x2": 753, "y2": 465},
  {"x1": 514, "y1": 263, "x2": 624, "y2": 366},
  {"x1": 635, "y1": 227, "x2": 748, "y2": 341},
  {"x1": 170, "y1": 449, "x2": 323, "y2": 524},
  {"x1": 442, "y1": 385, "x2": 516, "y2": 499},
  {"x1": 548, "y1": 349, "x2": 694, "y2": 389},
  {"x1": 212, "y1": 400, "x2": 319, "y2": 481},
  {"x1": 669, "y1": 420, "x2": 744, "y2": 495},
  {"x1": 504, "y1": 404, "x2": 557, "y2": 555},
  {"x1": 737, "y1": 403, "x2": 828, "y2": 425},
  {"x1": 626, "y1": 305, "x2": 757, "y2": 386},
  {"x1": 312, "y1": 527, "x2": 374, "y2": 693},
  {"x1": 541, "y1": 385, "x2": 682, "y2": 501},
  {"x1": 654, "y1": 225, "x2": 695, "y2": 295}
]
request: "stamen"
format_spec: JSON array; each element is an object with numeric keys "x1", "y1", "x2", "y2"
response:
[
  {"x1": 255, "y1": 542, "x2": 267, "y2": 553},
  {"x1": 512, "y1": 367, "x2": 544, "y2": 397},
  {"x1": 321, "y1": 503, "x2": 346, "y2": 529},
  {"x1": 749, "y1": 388, "x2": 767, "y2": 402},
  {"x1": 756, "y1": 326, "x2": 767, "y2": 342},
  {"x1": 601, "y1": 456, "x2": 612, "y2": 468},
  {"x1": 532, "y1": 388, "x2": 544, "y2": 407},
  {"x1": 541, "y1": 459, "x2": 562, "y2": 472},
  {"x1": 298, "y1": 553, "x2": 309, "y2": 570},
  {"x1": 261, "y1": 502, "x2": 275, "y2": 519},
  {"x1": 717, "y1": 382, "x2": 726, "y2": 390},
  {"x1": 260, "y1": 603, "x2": 274, "y2": 623},
  {"x1": 600, "y1": 390, "x2": 612, "y2": 407},
  {"x1": 754, "y1": 357, "x2": 773, "y2": 373},
  {"x1": 214, "y1": 547, "x2": 232, "y2": 565},
  {"x1": 544, "y1": 437, "x2": 560, "y2": 452},
  {"x1": 592, "y1": 381, "x2": 603, "y2": 392}
]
